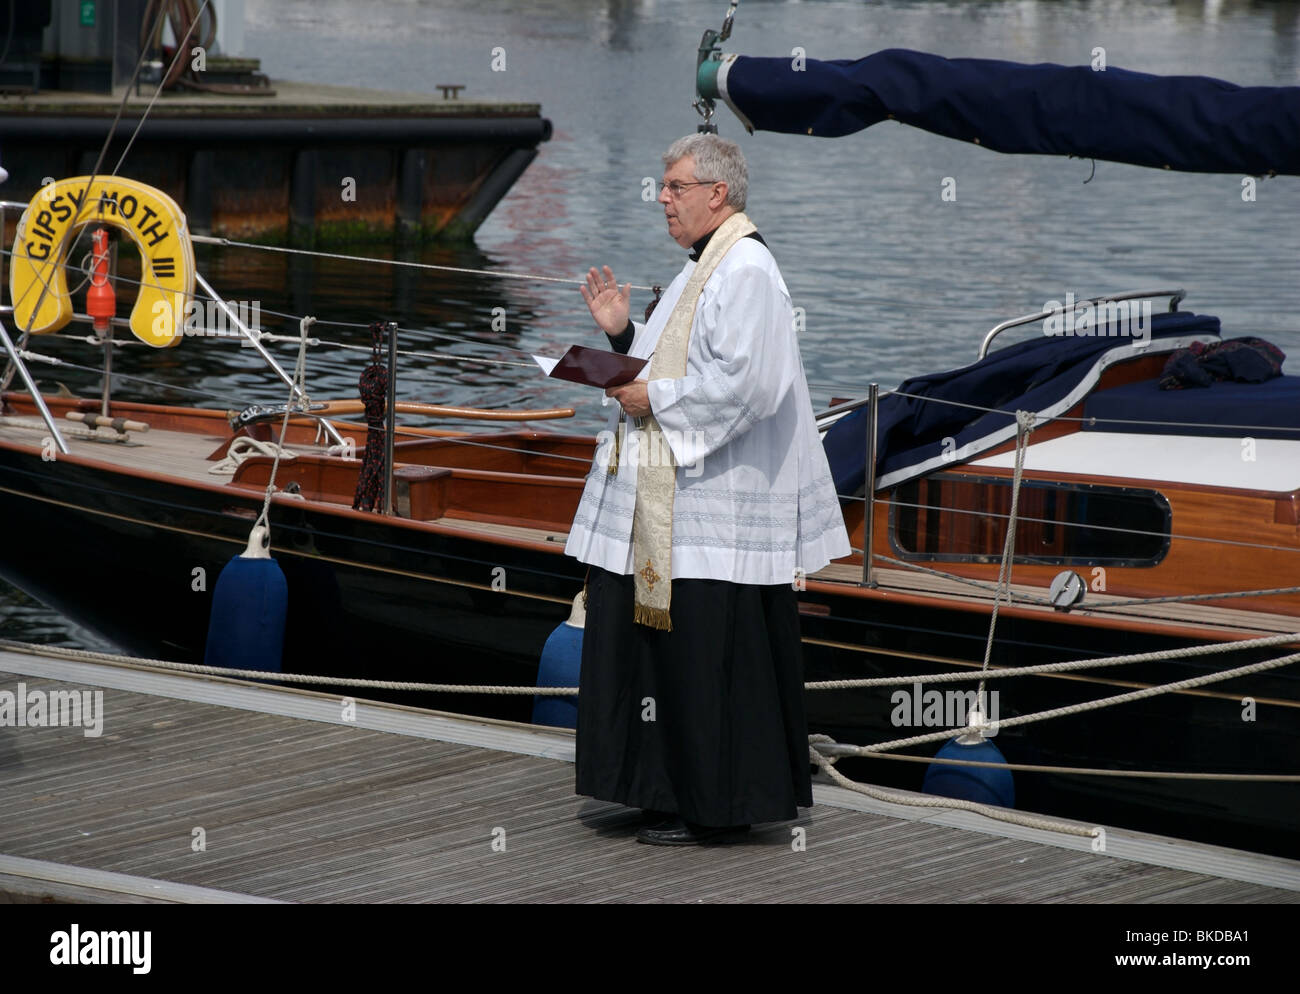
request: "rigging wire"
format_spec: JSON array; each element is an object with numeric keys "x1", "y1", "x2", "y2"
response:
[
  {"x1": 0, "y1": 246, "x2": 587, "y2": 368},
  {"x1": 17, "y1": 249, "x2": 1300, "y2": 437},
  {"x1": 114, "y1": 1, "x2": 214, "y2": 176},
  {"x1": 1, "y1": 0, "x2": 206, "y2": 391},
  {"x1": 887, "y1": 387, "x2": 1300, "y2": 434},
  {"x1": 190, "y1": 235, "x2": 660, "y2": 292},
  {"x1": 12, "y1": 351, "x2": 254, "y2": 404}
]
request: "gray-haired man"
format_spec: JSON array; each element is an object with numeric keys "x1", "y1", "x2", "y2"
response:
[{"x1": 567, "y1": 134, "x2": 850, "y2": 845}]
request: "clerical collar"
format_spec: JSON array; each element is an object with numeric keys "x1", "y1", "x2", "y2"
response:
[{"x1": 688, "y1": 227, "x2": 766, "y2": 261}]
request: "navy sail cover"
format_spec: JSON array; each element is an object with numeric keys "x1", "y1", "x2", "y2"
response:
[
  {"x1": 822, "y1": 312, "x2": 1223, "y2": 499},
  {"x1": 720, "y1": 49, "x2": 1300, "y2": 175}
]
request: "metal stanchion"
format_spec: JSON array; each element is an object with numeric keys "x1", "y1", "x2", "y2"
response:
[
  {"x1": 382, "y1": 321, "x2": 398, "y2": 516},
  {"x1": 195, "y1": 271, "x2": 345, "y2": 448},
  {"x1": 861, "y1": 382, "x2": 878, "y2": 588},
  {"x1": 0, "y1": 318, "x2": 68, "y2": 454}
]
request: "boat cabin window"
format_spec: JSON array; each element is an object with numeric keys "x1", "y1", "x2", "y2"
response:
[{"x1": 890, "y1": 473, "x2": 1170, "y2": 566}]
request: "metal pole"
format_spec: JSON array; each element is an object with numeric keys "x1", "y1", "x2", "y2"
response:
[
  {"x1": 861, "y1": 382, "x2": 878, "y2": 588},
  {"x1": 383, "y1": 321, "x2": 397, "y2": 516},
  {"x1": 194, "y1": 271, "x2": 345, "y2": 448},
  {"x1": 0, "y1": 317, "x2": 69, "y2": 455}
]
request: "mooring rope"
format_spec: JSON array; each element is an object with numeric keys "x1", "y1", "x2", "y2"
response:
[
  {"x1": 849, "y1": 650, "x2": 1300, "y2": 755},
  {"x1": 2, "y1": 638, "x2": 1295, "y2": 788},
  {"x1": 0, "y1": 640, "x2": 577, "y2": 695},
  {"x1": 807, "y1": 735, "x2": 1100, "y2": 838},
  {"x1": 819, "y1": 747, "x2": 1300, "y2": 782},
  {"x1": 7, "y1": 631, "x2": 1297, "y2": 705},
  {"x1": 802, "y1": 629, "x2": 1300, "y2": 690}
]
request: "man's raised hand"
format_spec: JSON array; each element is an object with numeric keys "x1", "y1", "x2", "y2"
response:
[{"x1": 580, "y1": 265, "x2": 631, "y2": 336}]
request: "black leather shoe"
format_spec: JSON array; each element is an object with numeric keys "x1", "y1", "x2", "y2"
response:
[
  {"x1": 639, "y1": 809, "x2": 675, "y2": 825},
  {"x1": 635, "y1": 818, "x2": 750, "y2": 846}
]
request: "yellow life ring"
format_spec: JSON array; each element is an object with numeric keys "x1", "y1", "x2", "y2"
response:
[{"x1": 9, "y1": 176, "x2": 195, "y2": 348}]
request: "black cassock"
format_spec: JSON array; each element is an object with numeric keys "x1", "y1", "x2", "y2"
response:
[{"x1": 575, "y1": 566, "x2": 813, "y2": 827}]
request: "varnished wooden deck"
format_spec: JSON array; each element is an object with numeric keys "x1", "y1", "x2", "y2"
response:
[
  {"x1": 0, "y1": 414, "x2": 324, "y2": 484},
  {"x1": 1, "y1": 646, "x2": 1296, "y2": 904}
]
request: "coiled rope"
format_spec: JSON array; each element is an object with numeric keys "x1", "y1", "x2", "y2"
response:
[
  {"x1": 208, "y1": 436, "x2": 297, "y2": 475},
  {"x1": 352, "y1": 321, "x2": 389, "y2": 512}
]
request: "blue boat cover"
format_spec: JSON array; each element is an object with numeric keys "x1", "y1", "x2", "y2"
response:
[
  {"x1": 721, "y1": 49, "x2": 1300, "y2": 175},
  {"x1": 822, "y1": 311, "x2": 1221, "y2": 498},
  {"x1": 1083, "y1": 376, "x2": 1300, "y2": 441}
]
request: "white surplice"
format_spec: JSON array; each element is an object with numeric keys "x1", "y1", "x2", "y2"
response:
[{"x1": 564, "y1": 237, "x2": 851, "y2": 585}]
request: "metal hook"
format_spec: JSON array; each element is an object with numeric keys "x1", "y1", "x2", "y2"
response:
[
  {"x1": 694, "y1": 1, "x2": 740, "y2": 133},
  {"x1": 693, "y1": 96, "x2": 717, "y2": 134},
  {"x1": 719, "y1": 0, "x2": 739, "y2": 42}
]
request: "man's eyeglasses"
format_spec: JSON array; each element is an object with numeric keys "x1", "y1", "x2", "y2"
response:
[{"x1": 658, "y1": 180, "x2": 718, "y2": 199}]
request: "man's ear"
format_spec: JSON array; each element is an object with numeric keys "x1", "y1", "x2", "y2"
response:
[{"x1": 709, "y1": 181, "x2": 729, "y2": 210}]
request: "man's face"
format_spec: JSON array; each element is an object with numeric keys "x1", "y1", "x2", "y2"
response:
[{"x1": 658, "y1": 155, "x2": 726, "y2": 248}]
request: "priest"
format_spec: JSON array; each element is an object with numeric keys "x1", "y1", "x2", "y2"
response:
[{"x1": 566, "y1": 133, "x2": 851, "y2": 845}]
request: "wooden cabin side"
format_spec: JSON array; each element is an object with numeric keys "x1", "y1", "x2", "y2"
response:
[{"x1": 842, "y1": 351, "x2": 1300, "y2": 616}]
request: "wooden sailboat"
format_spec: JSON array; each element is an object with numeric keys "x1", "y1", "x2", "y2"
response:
[{"x1": 3, "y1": 29, "x2": 1299, "y2": 855}]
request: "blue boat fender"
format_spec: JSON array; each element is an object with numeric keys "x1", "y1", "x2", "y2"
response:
[
  {"x1": 532, "y1": 593, "x2": 584, "y2": 728},
  {"x1": 203, "y1": 525, "x2": 288, "y2": 673},
  {"x1": 922, "y1": 727, "x2": 1015, "y2": 809}
]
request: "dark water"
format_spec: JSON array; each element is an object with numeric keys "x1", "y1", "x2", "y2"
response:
[{"x1": 5, "y1": 0, "x2": 1300, "y2": 652}]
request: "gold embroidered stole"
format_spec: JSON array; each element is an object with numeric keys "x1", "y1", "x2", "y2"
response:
[{"x1": 631, "y1": 211, "x2": 756, "y2": 629}]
